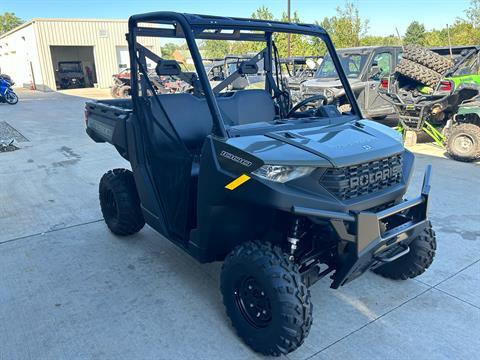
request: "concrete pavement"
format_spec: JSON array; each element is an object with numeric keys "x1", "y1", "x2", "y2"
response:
[{"x1": 0, "y1": 89, "x2": 479, "y2": 359}]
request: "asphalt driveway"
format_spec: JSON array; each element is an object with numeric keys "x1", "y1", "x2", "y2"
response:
[{"x1": 0, "y1": 89, "x2": 479, "y2": 359}]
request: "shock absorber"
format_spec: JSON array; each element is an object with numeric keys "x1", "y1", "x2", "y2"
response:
[{"x1": 287, "y1": 218, "x2": 304, "y2": 261}]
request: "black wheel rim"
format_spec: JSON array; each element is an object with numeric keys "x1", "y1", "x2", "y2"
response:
[
  {"x1": 234, "y1": 276, "x2": 272, "y2": 328},
  {"x1": 103, "y1": 189, "x2": 118, "y2": 220}
]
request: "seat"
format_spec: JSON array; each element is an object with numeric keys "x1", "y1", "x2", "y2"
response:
[
  {"x1": 150, "y1": 93, "x2": 213, "y2": 151},
  {"x1": 218, "y1": 89, "x2": 276, "y2": 126},
  {"x1": 150, "y1": 90, "x2": 276, "y2": 152}
]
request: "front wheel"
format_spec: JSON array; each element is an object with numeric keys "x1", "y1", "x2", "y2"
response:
[
  {"x1": 373, "y1": 222, "x2": 436, "y2": 280},
  {"x1": 446, "y1": 123, "x2": 480, "y2": 162},
  {"x1": 220, "y1": 242, "x2": 312, "y2": 356},
  {"x1": 117, "y1": 85, "x2": 131, "y2": 98},
  {"x1": 5, "y1": 91, "x2": 18, "y2": 105},
  {"x1": 110, "y1": 85, "x2": 119, "y2": 98}
]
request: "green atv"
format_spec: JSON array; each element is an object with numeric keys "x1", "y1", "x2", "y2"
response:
[
  {"x1": 380, "y1": 45, "x2": 480, "y2": 162},
  {"x1": 445, "y1": 100, "x2": 480, "y2": 161}
]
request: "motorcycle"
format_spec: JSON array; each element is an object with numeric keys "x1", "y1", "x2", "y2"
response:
[{"x1": 0, "y1": 75, "x2": 18, "y2": 105}]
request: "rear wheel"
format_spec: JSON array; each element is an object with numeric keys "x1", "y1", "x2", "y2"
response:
[
  {"x1": 373, "y1": 222, "x2": 436, "y2": 280},
  {"x1": 446, "y1": 123, "x2": 480, "y2": 162},
  {"x1": 220, "y1": 241, "x2": 312, "y2": 356},
  {"x1": 99, "y1": 169, "x2": 145, "y2": 236}
]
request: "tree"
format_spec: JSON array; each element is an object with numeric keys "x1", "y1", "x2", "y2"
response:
[
  {"x1": 230, "y1": 6, "x2": 274, "y2": 55},
  {"x1": 274, "y1": 11, "x2": 312, "y2": 57},
  {"x1": 161, "y1": 43, "x2": 180, "y2": 59},
  {"x1": 251, "y1": 6, "x2": 274, "y2": 21},
  {"x1": 0, "y1": 12, "x2": 23, "y2": 35},
  {"x1": 360, "y1": 35, "x2": 401, "y2": 46},
  {"x1": 466, "y1": 0, "x2": 480, "y2": 28},
  {"x1": 202, "y1": 6, "x2": 274, "y2": 58},
  {"x1": 202, "y1": 40, "x2": 232, "y2": 59},
  {"x1": 448, "y1": 20, "x2": 480, "y2": 45},
  {"x1": 200, "y1": 2, "x2": 371, "y2": 60},
  {"x1": 319, "y1": 1, "x2": 369, "y2": 48},
  {"x1": 404, "y1": 21, "x2": 426, "y2": 45},
  {"x1": 423, "y1": 29, "x2": 446, "y2": 47}
]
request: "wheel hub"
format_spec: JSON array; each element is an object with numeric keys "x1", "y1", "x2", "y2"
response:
[
  {"x1": 235, "y1": 277, "x2": 272, "y2": 328},
  {"x1": 453, "y1": 134, "x2": 474, "y2": 154}
]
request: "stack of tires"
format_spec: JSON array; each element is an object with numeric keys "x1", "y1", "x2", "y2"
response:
[{"x1": 395, "y1": 45, "x2": 453, "y2": 87}]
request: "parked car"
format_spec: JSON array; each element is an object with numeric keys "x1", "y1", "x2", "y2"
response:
[{"x1": 300, "y1": 46, "x2": 403, "y2": 119}]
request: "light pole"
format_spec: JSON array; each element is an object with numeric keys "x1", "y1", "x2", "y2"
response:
[{"x1": 287, "y1": 0, "x2": 291, "y2": 57}]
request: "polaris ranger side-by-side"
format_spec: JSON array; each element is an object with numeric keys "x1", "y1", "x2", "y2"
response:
[{"x1": 85, "y1": 12, "x2": 436, "y2": 356}]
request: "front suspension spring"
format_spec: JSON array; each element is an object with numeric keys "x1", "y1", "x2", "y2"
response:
[{"x1": 287, "y1": 218, "x2": 306, "y2": 260}]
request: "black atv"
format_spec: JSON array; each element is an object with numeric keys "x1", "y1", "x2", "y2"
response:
[
  {"x1": 57, "y1": 61, "x2": 85, "y2": 89},
  {"x1": 85, "y1": 12, "x2": 436, "y2": 356}
]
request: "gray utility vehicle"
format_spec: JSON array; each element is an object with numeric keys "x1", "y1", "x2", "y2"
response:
[
  {"x1": 300, "y1": 46, "x2": 403, "y2": 119},
  {"x1": 281, "y1": 56, "x2": 323, "y2": 103},
  {"x1": 85, "y1": 12, "x2": 436, "y2": 356}
]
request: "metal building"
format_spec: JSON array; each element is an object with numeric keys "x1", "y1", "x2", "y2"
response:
[{"x1": 0, "y1": 19, "x2": 161, "y2": 91}]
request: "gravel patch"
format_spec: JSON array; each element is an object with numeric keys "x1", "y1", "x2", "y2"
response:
[{"x1": 0, "y1": 121, "x2": 28, "y2": 143}]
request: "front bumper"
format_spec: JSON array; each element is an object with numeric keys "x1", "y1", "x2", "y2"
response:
[{"x1": 293, "y1": 165, "x2": 432, "y2": 288}]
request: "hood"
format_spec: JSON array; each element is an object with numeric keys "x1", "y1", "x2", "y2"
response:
[{"x1": 227, "y1": 120, "x2": 403, "y2": 168}]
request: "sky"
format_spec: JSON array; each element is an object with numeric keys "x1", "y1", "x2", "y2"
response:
[{"x1": 0, "y1": 0, "x2": 473, "y2": 36}]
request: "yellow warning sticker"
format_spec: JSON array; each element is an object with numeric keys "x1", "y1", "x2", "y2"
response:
[{"x1": 225, "y1": 174, "x2": 251, "y2": 190}]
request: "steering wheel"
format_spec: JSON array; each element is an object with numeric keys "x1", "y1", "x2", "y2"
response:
[{"x1": 287, "y1": 94, "x2": 328, "y2": 118}]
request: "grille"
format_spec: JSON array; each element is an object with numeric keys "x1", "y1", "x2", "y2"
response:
[{"x1": 320, "y1": 154, "x2": 403, "y2": 200}]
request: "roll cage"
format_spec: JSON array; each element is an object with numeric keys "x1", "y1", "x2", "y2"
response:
[{"x1": 127, "y1": 12, "x2": 362, "y2": 139}]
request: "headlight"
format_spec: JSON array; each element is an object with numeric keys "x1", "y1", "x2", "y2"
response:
[{"x1": 253, "y1": 165, "x2": 315, "y2": 183}]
